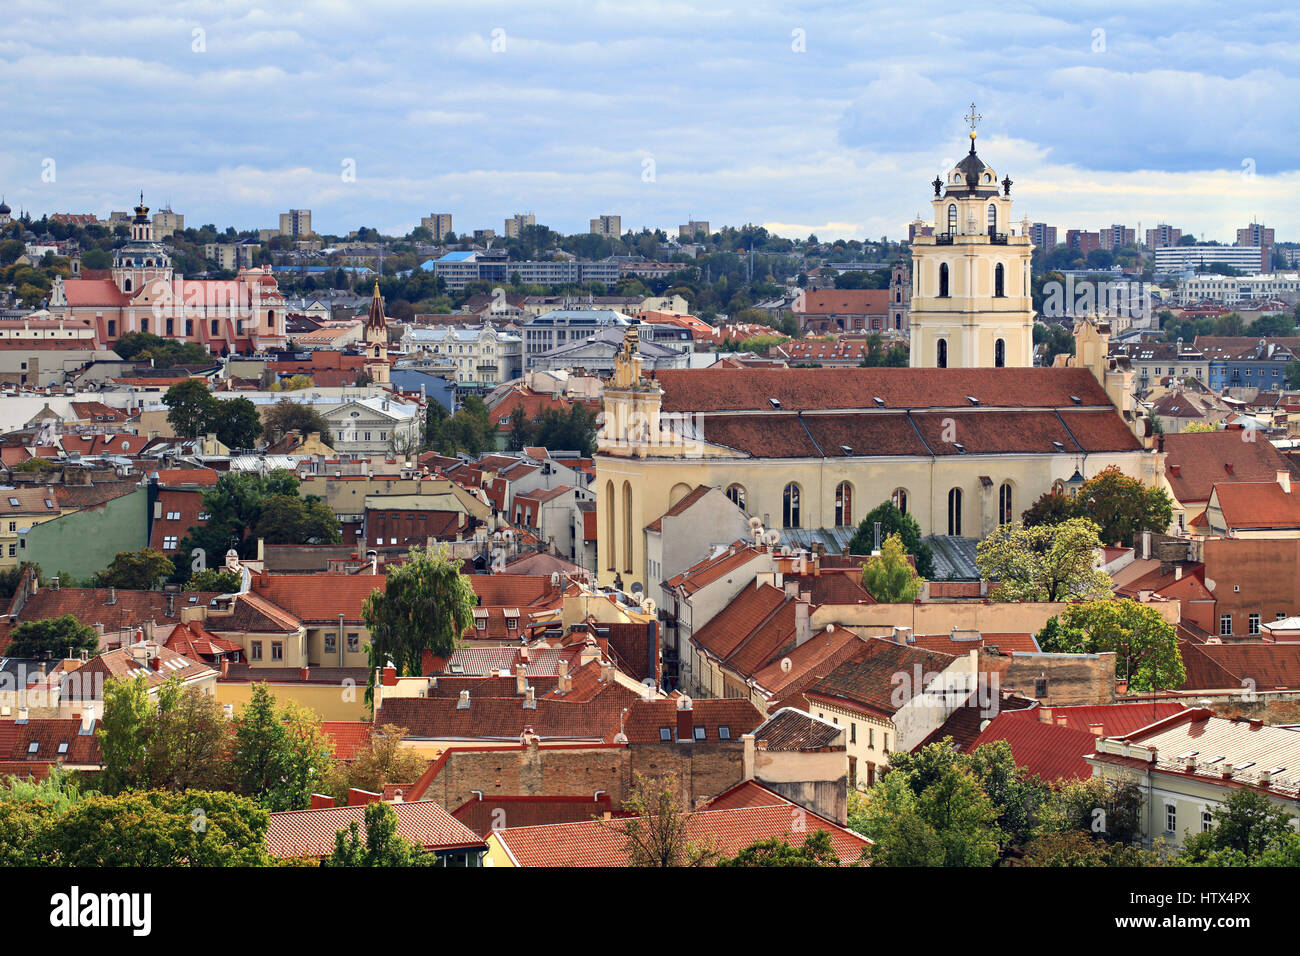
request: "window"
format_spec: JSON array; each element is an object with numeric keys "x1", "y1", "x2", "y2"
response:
[
  {"x1": 987, "y1": 203, "x2": 997, "y2": 232},
  {"x1": 1220, "y1": 614, "x2": 1233, "y2": 637},
  {"x1": 6, "y1": 522, "x2": 12, "y2": 531},
  {"x1": 659, "y1": 727, "x2": 672, "y2": 741},
  {"x1": 999, "y1": 482, "x2": 1013, "y2": 525},
  {"x1": 325, "y1": 634, "x2": 336, "y2": 653},
  {"x1": 347, "y1": 632, "x2": 360, "y2": 651},
  {"x1": 939, "y1": 263, "x2": 950, "y2": 298},
  {"x1": 166, "y1": 511, "x2": 181, "y2": 520},
  {"x1": 1035, "y1": 678, "x2": 1048, "y2": 698},
  {"x1": 7, "y1": 544, "x2": 14, "y2": 558},
  {"x1": 1249, "y1": 613, "x2": 1261, "y2": 635},
  {"x1": 1201, "y1": 809, "x2": 1213, "y2": 833},
  {"x1": 7, "y1": 498, "x2": 18, "y2": 507},
  {"x1": 251, "y1": 642, "x2": 263, "y2": 661},
  {"x1": 891, "y1": 488, "x2": 908, "y2": 515},
  {"x1": 718, "y1": 726, "x2": 730, "y2": 740},
  {"x1": 211, "y1": 319, "x2": 219, "y2": 335},
  {"x1": 693, "y1": 726, "x2": 706, "y2": 741},
  {"x1": 868, "y1": 727, "x2": 875, "y2": 749},
  {"x1": 947, "y1": 487, "x2": 963, "y2": 536},
  {"x1": 947, "y1": 204, "x2": 957, "y2": 235},
  {"x1": 994, "y1": 337, "x2": 1006, "y2": 367},
  {"x1": 57, "y1": 742, "x2": 68, "y2": 755},
  {"x1": 1165, "y1": 804, "x2": 1177, "y2": 834},
  {"x1": 27, "y1": 742, "x2": 38, "y2": 755},
  {"x1": 782, "y1": 483, "x2": 801, "y2": 528},
  {"x1": 271, "y1": 642, "x2": 283, "y2": 661},
  {"x1": 163, "y1": 536, "x2": 178, "y2": 550},
  {"x1": 505, "y1": 616, "x2": 519, "y2": 630},
  {"x1": 937, "y1": 338, "x2": 948, "y2": 368},
  {"x1": 725, "y1": 484, "x2": 746, "y2": 510},
  {"x1": 834, "y1": 481, "x2": 853, "y2": 527},
  {"x1": 882, "y1": 732, "x2": 889, "y2": 750}
]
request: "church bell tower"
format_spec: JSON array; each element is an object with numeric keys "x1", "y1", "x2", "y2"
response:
[
  {"x1": 908, "y1": 105, "x2": 1035, "y2": 369},
  {"x1": 364, "y1": 281, "x2": 390, "y2": 385}
]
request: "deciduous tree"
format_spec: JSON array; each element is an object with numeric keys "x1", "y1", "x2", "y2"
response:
[
  {"x1": 361, "y1": 544, "x2": 477, "y2": 676},
  {"x1": 976, "y1": 518, "x2": 1112, "y2": 603}
]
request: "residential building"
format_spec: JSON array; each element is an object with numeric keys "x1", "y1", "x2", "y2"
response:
[
  {"x1": 1027, "y1": 222, "x2": 1057, "y2": 251},
  {"x1": 1099, "y1": 224, "x2": 1135, "y2": 251},
  {"x1": 589, "y1": 215, "x2": 621, "y2": 237},
  {"x1": 1066, "y1": 230, "x2": 1101, "y2": 257},
  {"x1": 1155, "y1": 245, "x2": 1266, "y2": 275},
  {"x1": 504, "y1": 213, "x2": 536, "y2": 238},
  {"x1": 279, "y1": 209, "x2": 313, "y2": 238},
  {"x1": 402, "y1": 325, "x2": 522, "y2": 385},
  {"x1": 421, "y1": 213, "x2": 453, "y2": 240},
  {"x1": 1145, "y1": 224, "x2": 1183, "y2": 249},
  {"x1": 679, "y1": 220, "x2": 709, "y2": 240},
  {"x1": 1195, "y1": 335, "x2": 1300, "y2": 392},
  {"x1": 1176, "y1": 272, "x2": 1300, "y2": 306},
  {"x1": 521, "y1": 309, "x2": 629, "y2": 369},
  {"x1": 151, "y1": 207, "x2": 184, "y2": 239}
]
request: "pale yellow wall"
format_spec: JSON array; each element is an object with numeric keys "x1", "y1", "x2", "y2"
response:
[
  {"x1": 215, "y1": 679, "x2": 368, "y2": 721},
  {"x1": 306, "y1": 625, "x2": 373, "y2": 668},
  {"x1": 484, "y1": 832, "x2": 518, "y2": 867},
  {"x1": 0, "y1": 513, "x2": 59, "y2": 569}
]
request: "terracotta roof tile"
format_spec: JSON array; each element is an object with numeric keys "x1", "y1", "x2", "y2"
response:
[{"x1": 266, "y1": 799, "x2": 484, "y2": 859}]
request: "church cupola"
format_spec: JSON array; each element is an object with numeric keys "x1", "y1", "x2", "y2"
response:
[{"x1": 131, "y1": 191, "x2": 153, "y2": 242}]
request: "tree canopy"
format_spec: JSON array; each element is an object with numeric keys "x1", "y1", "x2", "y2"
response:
[
  {"x1": 6, "y1": 614, "x2": 98, "y2": 659},
  {"x1": 860, "y1": 533, "x2": 923, "y2": 603},
  {"x1": 361, "y1": 544, "x2": 477, "y2": 676},
  {"x1": 975, "y1": 518, "x2": 1112, "y2": 602},
  {"x1": 848, "y1": 501, "x2": 934, "y2": 578},
  {"x1": 1038, "y1": 598, "x2": 1185, "y2": 692},
  {"x1": 1023, "y1": 467, "x2": 1172, "y2": 546}
]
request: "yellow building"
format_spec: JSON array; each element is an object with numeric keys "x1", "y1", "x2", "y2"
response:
[
  {"x1": 595, "y1": 321, "x2": 1159, "y2": 592},
  {"x1": 0, "y1": 490, "x2": 61, "y2": 569},
  {"x1": 909, "y1": 122, "x2": 1034, "y2": 369}
]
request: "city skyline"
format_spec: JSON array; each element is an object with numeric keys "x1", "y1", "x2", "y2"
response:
[{"x1": 2, "y1": 1, "x2": 1298, "y2": 241}]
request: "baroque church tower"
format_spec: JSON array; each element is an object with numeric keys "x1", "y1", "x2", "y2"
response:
[
  {"x1": 909, "y1": 108, "x2": 1035, "y2": 368},
  {"x1": 363, "y1": 281, "x2": 390, "y2": 384}
]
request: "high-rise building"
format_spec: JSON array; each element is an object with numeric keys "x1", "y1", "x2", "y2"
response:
[
  {"x1": 678, "y1": 220, "x2": 709, "y2": 240},
  {"x1": 152, "y1": 207, "x2": 184, "y2": 239},
  {"x1": 421, "y1": 213, "x2": 453, "y2": 240},
  {"x1": 504, "y1": 213, "x2": 536, "y2": 238},
  {"x1": 590, "y1": 214, "x2": 621, "y2": 238},
  {"x1": 279, "y1": 209, "x2": 312, "y2": 238},
  {"x1": 1099, "y1": 224, "x2": 1135, "y2": 251},
  {"x1": 1028, "y1": 222, "x2": 1057, "y2": 251},
  {"x1": 909, "y1": 127, "x2": 1033, "y2": 369},
  {"x1": 1145, "y1": 224, "x2": 1182, "y2": 249},
  {"x1": 1066, "y1": 230, "x2": 1101, "y2": 257},
  {"x1": 1237, "y1": 222, "x2": 1275, "y2": 273}
]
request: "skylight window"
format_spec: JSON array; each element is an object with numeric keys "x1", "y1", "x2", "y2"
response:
[{"x1": 659, "y1": 727, "x2": 672, "y2": 741}]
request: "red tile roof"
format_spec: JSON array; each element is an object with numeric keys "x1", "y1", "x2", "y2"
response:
[
  {"x1": 1211, "y1": 480, "x2": 1300, "y2": 530},
  {"x1": 968, "y1": 713, "x2": 1103, "y2": 782},
  {"x1": 251, "y1": 573, "x2": 385, "y2": 625},
  {"x1": 320, "y1": 722, "x2": 375, "y2": 761},
  {"x1": 803, "y1": 639, "x2": 956, "y2": 718},
  {"x1": 1164, "y1": 431, "x2": 1294, "y2": 505},
  {"x1": 451, "y1": 794, "x2": 616, "y2": 836},
  {"x1": 796, "y1": 289, "x2": 890, "y2": 315},
  {"x1": 266, "y1": 799, "x2": 485, "y2": 859}
]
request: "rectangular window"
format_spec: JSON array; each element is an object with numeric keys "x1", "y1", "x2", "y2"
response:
[
  {"x1": 163, "y1": 536, "x2": 178, "y2": 550},
  {"x1": 7, "y1": 522, "x2": 13, "y2": 532},
  {"x1": 693, "y1": 726, "x2": 706, "y2": 741},
  {"x1": 868, "y1": 727, "x2": 874, "y2": 749},
  {"x1": 659, "y1": 727, "x2": 671, "y2": 741},
  {"x1": 324, "y1": 634, "x2": 336, "y2": 653},
  {"x1": 251, "y1": 642, "x2": 263, "y2": 661},
  {"x1": 1035, "y1": 678, "x2": 1048, "y2": 698},
  {"x1": 347, "y1": 633, "x2": 359, "y2": 652},
  {"x1": 718, "y1": 726, "x2": 730, "y2": 740},
  {"x1": 1166, "y1": 804, "x2": 1177, "y2": 833},
  {"x1": 271, "y1": 642, "x2": 283, "y2": 661},
  {"x1": 850, "y1": 723, "x2": 856, "y2": 744},
  {"x1": 7, "y1": 544, "x2": 14, "y2": 558},
  {"x1": 1201, "y1": 809, "x2": 1213, "y2": 833},
  {"x1": 1249, "y1": 613, "x2": 1261, "y2": 635},
  {"x1": 1220, "y1": 614, "x2": 1233, "y2": 636}
]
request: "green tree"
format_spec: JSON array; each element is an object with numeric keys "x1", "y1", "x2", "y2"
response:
[
  {"x1": 976, "y1": 518, "x2": 1112, "y2": 602},
  {"x1": 210, "y1": 396, "x2": 264, "y2": 449},
  {"x1": 5, "y1": 614, "x2": 98, "y2": 659},
  {"x1": 41, "y1": 789, "x2": 271, "y2": 866},
  {"x1": 967, "y1": 740, "x2": 1052, "y2": 848},
  {"x1": 1023, "y1": 830, "x2": 1164, "y2": 866},
  {"x1": 163, "y1": 378, "x2": 218, "y2": 438},
  {"x1": 230, "y1": 684, "x2": 334, "y2": 811},
  {"x1": 1020, "y1": 489, "x2": 1075, "y2": 527},
  {"x1": 252, "y1": 495, "x2": 341, "y2": 545},
  {"x1": 184, "y1": 568, "x2": 242, "y2": 592},
  {"x1": 1070, "y1": 466, "x2": 1173, "y2": 546},
  {"x1": 324, "y1": 725, "x2": 428, "y2": 803},
  {"x1": 1044, "y1": 777, "x2": 1146, "y2": 845},
  {"x1": 179, "y1": 469, "x2": 303, "y2": 569},
  {"x1": 324, "y1": 800, "x2": 431, "y2": 867},
  {"x1": 848, "y1": 500, "x2": 934, "y2": 578},
  {"x1": 143, "y1": 679, "x2": 233, "y2": 791},
  {"x1": 1040, "y1": 598, "x2": 1185, "y2": 692},
  {"x1": 1182, "y1": 421, "x2": 1218, "y2": 433},
  {"x1": 719, "y1": 829, "x2": 842, "y2": 867},
  {"x1": 263, "y1": 398, "x2": 334, "y2": 445},
  {"x1": 1178, "y1": 787, "x2": 1300, "y2": 865},
  {"x1": 600, "y1": 772, "x2": 721, "y2": 867},
  {"x1": 361, "y1": 544, "x2": 477, "y2": 676},
  {"x1": 860, "y1": 533, "x2": 923, "y2": 603},
  {"x1": 96, "y1": 547, "x2": 176, "y2": 590},
  {"x1": 97, "y1": 674, "x2": 155, "y2": 793}
]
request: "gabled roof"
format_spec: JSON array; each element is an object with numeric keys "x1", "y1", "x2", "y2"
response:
[
  {"x1": 250, "y1": 573, "x2": 384, "y2": 625},
  {"x1": 644, "y1": 484, "x2": 713, "y2": 533},
  {"x1": 266, "y1": 799, "x2": 484, "y2": 860},
  {"x1": 752, "y1": 707, "x2": 844, "y2": 751},
  {"x1": 1211, "y1": 480, "x2": 1300, "y2": 530},
  {"x1": 1163, "y1": 430, "x2": 1292, "y2": 505},
  {"x1": 804, "y1": 639, "x2": 957, "y2": 718}
]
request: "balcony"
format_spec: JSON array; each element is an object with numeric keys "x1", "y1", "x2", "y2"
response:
[{"x1": 935, "y1": 233, "x2": 954, "y2": 245}]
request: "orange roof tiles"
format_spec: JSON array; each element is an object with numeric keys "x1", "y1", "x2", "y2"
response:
[{"x1": 266, "y1": 799, "x2": 484, "y2": 859}]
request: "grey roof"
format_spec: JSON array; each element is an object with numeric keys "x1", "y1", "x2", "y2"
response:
[{"x1": 923, "y1": 535, "x2": 981, "y2": 581}]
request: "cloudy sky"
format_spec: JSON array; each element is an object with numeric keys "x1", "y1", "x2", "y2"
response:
[{"x1": 3, "y1": 0, "x2": 1298, "y2": 242}]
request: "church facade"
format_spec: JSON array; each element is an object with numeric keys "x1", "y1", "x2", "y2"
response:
[{"x1": 47, "y1": 196, "x2": 288, "y2": 354}]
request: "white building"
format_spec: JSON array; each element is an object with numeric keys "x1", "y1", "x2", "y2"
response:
[
  {"x1": 402, "y1": 325, "x2": 522, "y2": 385},
  {"x1": 1154, "y1": 245, "x2": 1267, "y2": 275},
  {"x1": 1176, "y1": 272, "x2": 1300, "y2": 305}
]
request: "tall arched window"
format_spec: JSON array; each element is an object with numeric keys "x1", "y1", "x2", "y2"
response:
[
  {"x1": 891, "y1": 488, "x2": 908, "y2": 515},
  {"x1": 987, "y1": 203, "x2": 997, "y2": 233},
  {"x1": 622, "y1": 481, "x2": 633, "y2": 574},
  {"x1": 995, "y1": 338, "x2": 1006, "y2": 367},
  {"x1": 938, "y1": 263, "x2": 949, "y2": 298},
  {"x1": 999, "y1": 482, "x2": 1013, "y2": 525},
  {"x1": 995, "y1": 263, "x2": 1005, "y2": 297},
  {"x1": 783, "y1": 483, "x2": 801, "y2": 528},
  {"x1": 937, "y1": 338, "x2": 948, "y2": 369},
  {"x1": 947, "y1": 487, "x2": 963, "y2": 536},
  {"x1": 605, "y1": 480, "x2": 615, "y2": 570},
  {"x1": 947, "y1": 204, "x2": 957, "y2": 234},
  {"x1": 725, "y1": 484, "x2": 746, "y2": 511},
  {"x1": 834, "y1": 482, "x2": 853, "y2": 527}
]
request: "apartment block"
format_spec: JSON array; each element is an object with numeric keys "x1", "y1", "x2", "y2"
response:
[{"x1": 590, "y1": 215, "x2": 621, "y2": 238}]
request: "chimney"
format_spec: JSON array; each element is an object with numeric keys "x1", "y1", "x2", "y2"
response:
[
  {"x1": 515, "y1": 663, "x2": 528, "y2": 695},
  {"x1": 557, "y1": 658, "x2": 571, "y2": 694},
  {"x1": 309, "y1": 793, "x2": 335, "y2": 810},
  {"x1": 892, "y1": 625, "x2": 911, "y2": 645},
  {"x1": 381, "y1": 664, "x2": 397, "y2": 686},
  {"x1": 1055, "y1": 714, "x2": 1069, "y2": 727},
  {"x1": 1039, "y1": 707, "x2": 1053, "y2": 723},
  {"x1": 601, "y1": 661, "x2": 614, "y2": 683},
  {"x1": 15, "y1": 707, "x2": 28, "y2": 724},
  {"x1": 1141, "y1": 530, "x2": 1151, "y2": 560},
  {"x1": 79, "y1": 705, "x2": 96, "y2": 735},
  {"x1": 676, "y1": 695, "x2": 693, "y2": 742},
  {"x1": 1183, "y1": 753, "x2": 1197, "y2": 773},
  {"x1": 457, "y1": 690, "x2": 470, "y2": 709},
  {"x1": 1174, "y1": 565, "x2": 1183, "y2": 581},
  {"x1": 106, "y1": 587, "x2": 116, "y2": 605},
  {"x1": 150, "y1": 653, "x2": 162, "y2": 671},
  {"x1": 1279, "y1": 470, "x2": 1292, "y2": 494},
  {"x1": 523, "y1": 686, "x2": 536, "y2": 709},
  {"x1": 299, "y1": 665, "x2": 310, "y2": 681},
  {"x1": 1089, "y1": 723, "x2": 1104, "y2": 739},
  {"x1": 795, "y1": 597, "x2": 811, "y2": 647},
  {"x1": 219, "y1": 658, "x2": 230, "y2": 679}
]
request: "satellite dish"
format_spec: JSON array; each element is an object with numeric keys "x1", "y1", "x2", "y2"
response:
[
  {"x1": 502, "y1": 529, "x2": 514, "y2": 540},
  {"x1": 550, "y1": 571, "x2": 561, "y2": 586},
  {"x1": 641, "y1": 598, "x2": 656, "y2": 615},
  {"x1": 780, "y1": 657, "x2": 792, "y2": 674},
  {"x1": 764, "y1": 529, "x2": 781, "y2": 546},
  {"x1": 748, "y1": 516, "x2": 764, "y2": 531}
]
